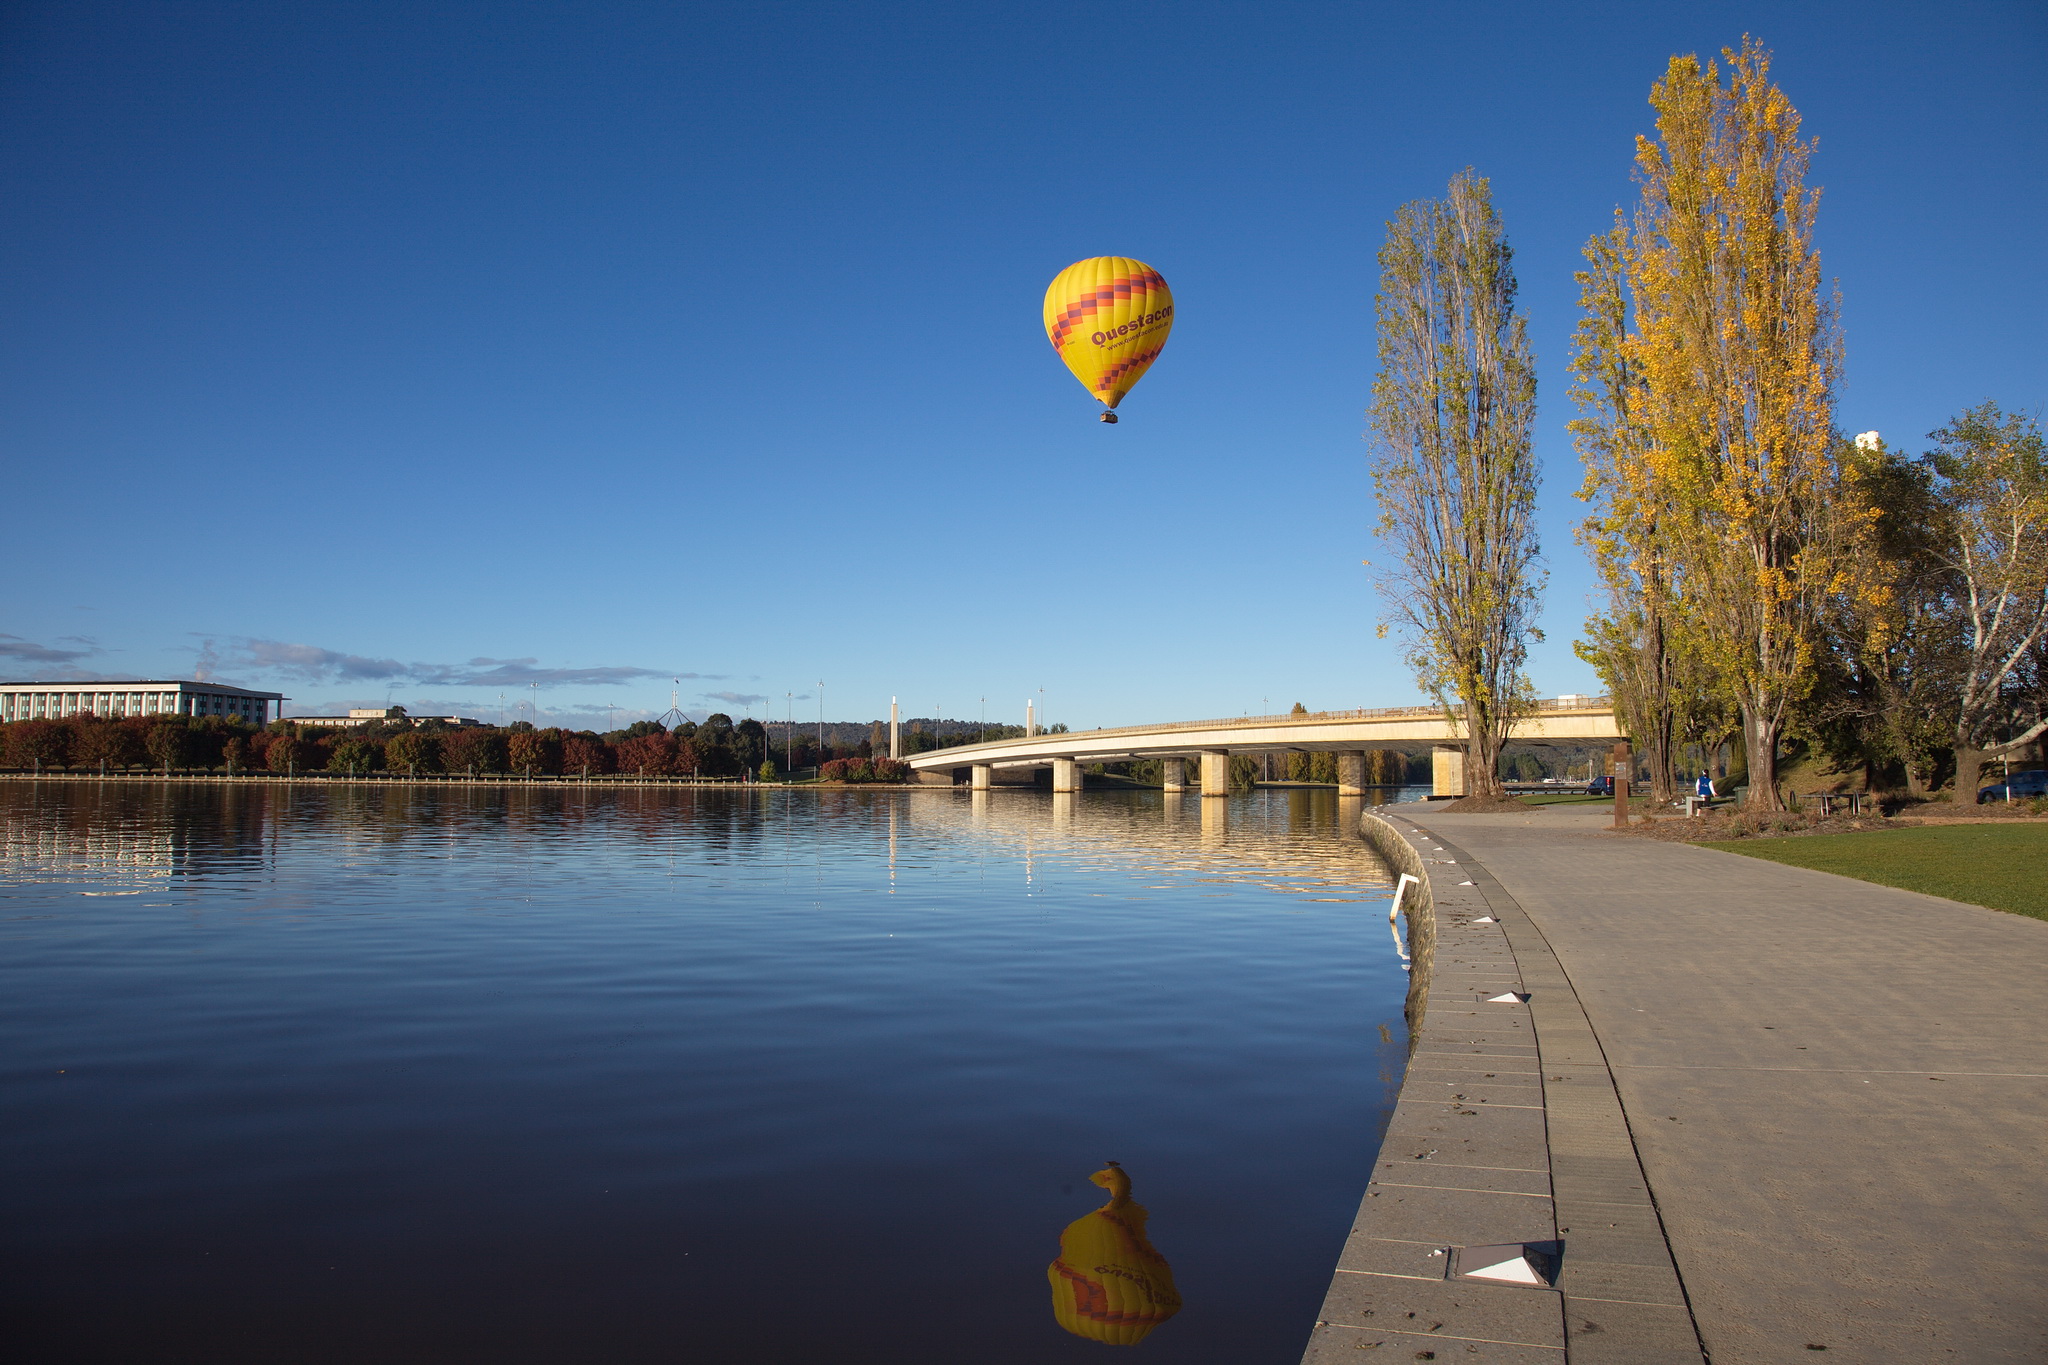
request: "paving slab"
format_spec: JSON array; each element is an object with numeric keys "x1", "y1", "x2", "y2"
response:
[
  {"x1": 1305, "y1": 812, "x2": 1671, "y2": 1363},
  {"x1": 1402, "y1": 806, "x2": 2048, "y2": 1364}
]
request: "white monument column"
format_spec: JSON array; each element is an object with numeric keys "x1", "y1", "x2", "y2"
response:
[
  {"x1": 889, "y1": 698, "x2": 900, "y2": 759},
  {"x1": 1025, "y1": 700, "x2": 1036, "y2": 737}
]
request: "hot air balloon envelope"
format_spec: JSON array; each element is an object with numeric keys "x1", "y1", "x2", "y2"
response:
[{"x1": 1043, "y1": 257, "x2": 1174, "y2": 418}]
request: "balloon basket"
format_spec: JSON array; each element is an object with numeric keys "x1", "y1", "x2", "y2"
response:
[{"x1": 1098, "y1": 411, "x2": 1118, "y2": 424}]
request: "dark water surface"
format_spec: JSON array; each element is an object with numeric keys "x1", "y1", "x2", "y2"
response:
[{"x1": 1, "y1": 783, "x2": 1409, "y2": 1363}]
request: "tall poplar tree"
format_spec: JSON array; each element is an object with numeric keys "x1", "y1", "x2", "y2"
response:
[
  {"x1": 1368, "y1": 169, "x2": 1542, "y2": 800},
  {"x1": 1574, "y1": 39, "x2": 1845, "y2": 811},
  {"x1": 1570, "y1": 215, "x2": 1681, "y2": 802}
]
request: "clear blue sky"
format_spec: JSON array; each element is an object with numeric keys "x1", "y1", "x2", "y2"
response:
[{"x1": 4, "y1": 1, "x2": 2041, "y2": 728}]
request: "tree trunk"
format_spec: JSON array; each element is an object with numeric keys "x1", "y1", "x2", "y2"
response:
[
  {"x1": 1953, "y1": 747, "x2": 1986, "y2": 806},
  {"x1": 1463, "y1": 701, "x2": 1505, "y2": 798},
  {"x1": 1741, "y1": 706, "x2": 1783, "y2": 812},
  {"x1": 1642, "y1": 706, "x2": 1677, "y2": 805},
  {"x1": 1903, "y1": 759, "x2": 1931, "y2": 797}
]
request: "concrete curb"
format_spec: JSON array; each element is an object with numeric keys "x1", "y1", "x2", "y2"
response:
[{"x1": 1300, "y1": 811, "x2": 1706, "y2": 1364}]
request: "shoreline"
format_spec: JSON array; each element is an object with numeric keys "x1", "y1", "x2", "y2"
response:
[
  {"x1": 1300, "y1": 808, "x2": 1699, "y2": 1362},
  {"x1": 0, "y1": 772, "x2": 1430, "y2": 794},
  {"x1": 0, "y1": 771, "x2": 958, "y2": 790}
]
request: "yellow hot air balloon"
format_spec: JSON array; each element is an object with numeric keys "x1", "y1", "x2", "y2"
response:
[
  {"x1": 1048, "y1": 1162, "x2": 1182, "y2": 1345},
  {"x1": 1043, "y1": 257, "x2": 1174, "y2": 422}
]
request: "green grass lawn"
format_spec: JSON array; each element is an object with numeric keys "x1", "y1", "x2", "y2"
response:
[{"x1": 1702, "y1": 823, "x2": 2048, "y2": 921}]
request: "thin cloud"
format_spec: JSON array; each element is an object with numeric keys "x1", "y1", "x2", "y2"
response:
[
  {"x1": 209, "y1": 638, "x2": 408, "y2": 682},
  {"x1": 0, "y1": 633, "x2": 101, "y2": 667},
  {"x1": 205, "y1": 638, "x2": 698, "y2": 690},
  {"x1": 702, "y1": 691, "x2": 770, "y2": 706},
  {"x1": 414, "y1": 657, "x2": 700, "y2": 688}
]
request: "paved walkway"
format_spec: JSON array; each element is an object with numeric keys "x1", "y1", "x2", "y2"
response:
[{"x1": 1308, "y1": 806, "x2": 2047, "y2": 1364}]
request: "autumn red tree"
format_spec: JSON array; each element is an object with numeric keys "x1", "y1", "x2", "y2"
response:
[
  {"x1": 441, "y1": 728, "x2": 509, "y2": 775},
  {"x1": 615, "y1": 732, "x2": 674, "y2": 776},
  {"x1": 74, "y1": 719, "x2": 144, "y2": 774},
  {"x1": 562, "y1": 734, "x2": 612, "y2": 776},
  {"x1": 5, "y1": 720, "x2": 70, "y2": 773},
  {"x1": 507, "y1": 729, "x2": 564, "y2": 776}
]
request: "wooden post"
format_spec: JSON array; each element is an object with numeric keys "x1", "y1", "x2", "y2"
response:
[{"x1": 1611, "y1": 742, "x2": 1632, "y2": 829}]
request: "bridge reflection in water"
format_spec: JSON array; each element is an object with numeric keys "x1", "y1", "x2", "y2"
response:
[{"x1": 922, "y1": 785, "x2": 1398, "y2": 902}]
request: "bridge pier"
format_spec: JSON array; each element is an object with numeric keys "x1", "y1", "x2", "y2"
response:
[
  {"x1": 1199, "y1": 749, "x2": 1230, "y2": 797},
  {"x1": 1336, "y1": 751, "x2": 1367, "y2": 796},
  {"x1": 1161, "y1": 756, "x2": 1186, "y2": 792},
  {"x1": 971, "y1": 764, "x2": 992, "y2": 791},
  {"x1": 1052, "y1": 756, "x2": 1081, "y2": 793},
  {"x1": 1431, "y1": 745, "x2": 1466, "y2": 797}
]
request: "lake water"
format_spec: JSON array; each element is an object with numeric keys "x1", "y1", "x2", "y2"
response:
[{"x1": 0, "y1": 783, "x2": 1411, "y2": 1363}]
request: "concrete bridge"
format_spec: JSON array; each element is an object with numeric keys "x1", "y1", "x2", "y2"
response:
[{"x1": 904, "y1": 696, "x2": 1622, "y2": 796}]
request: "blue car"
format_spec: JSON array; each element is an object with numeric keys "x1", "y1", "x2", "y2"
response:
[
  {"x1": 1584, "y1": 776, "x2": 1615, "y2": 796},
  {"x1": 1978, "y1": 768, "x2": 2048, "y2": 803}
]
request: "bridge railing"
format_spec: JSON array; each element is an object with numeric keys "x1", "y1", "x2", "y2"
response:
[{"x1": 913, "y1": 695, "x2": 1614, "y2": 762}]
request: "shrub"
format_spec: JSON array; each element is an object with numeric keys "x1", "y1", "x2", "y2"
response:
[{"x1": 821, "y1": 757, "x2": 911, "y2": 783}]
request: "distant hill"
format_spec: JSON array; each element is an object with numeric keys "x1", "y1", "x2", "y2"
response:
[{"x1": 763, "y1": 718, "x2": 1028, "y2": 746}]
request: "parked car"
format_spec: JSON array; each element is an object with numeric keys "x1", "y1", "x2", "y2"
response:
[
  {"x1": 1584, "y1": 776, "x2": 1615, "y2": 796},
  {"x1": 1977, "y1": 768, "x2": 2048, "y2": 804}
]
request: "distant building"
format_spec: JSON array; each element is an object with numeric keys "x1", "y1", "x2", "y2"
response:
[
  {"x1": 286, "y1": 709, "x2": 483, "y2": 729},
  {"x1": 0, "y1": 679, "x2": 283, "y2": 725}
]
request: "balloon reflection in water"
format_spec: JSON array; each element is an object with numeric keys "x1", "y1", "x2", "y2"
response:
[{"x1": 1048, "y1": 1161, "x2": 1182, "y2": 1345}]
